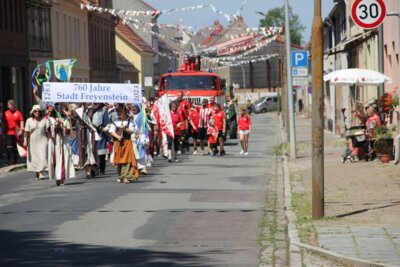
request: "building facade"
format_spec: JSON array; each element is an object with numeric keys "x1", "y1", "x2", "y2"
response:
[
  {"x1": 51, "y1": 0, "x2": 90, "y2": 82},
  {"x1": 0, "y1": 0, "x2": 29, "y2": 114},
  {"x1": 88, "y1": 0, "x2": 117, "y2": 82},
  {"x1": 116, "y1": 23, "x2": 154, "y2": 98}
]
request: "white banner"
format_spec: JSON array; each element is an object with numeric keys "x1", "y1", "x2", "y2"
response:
[
  {"x1": 42, "y1": 82, "x2": 142, "y2": 103},
  {"x1": 154, "y1": 95, "x2": 174, "y2": 138}
]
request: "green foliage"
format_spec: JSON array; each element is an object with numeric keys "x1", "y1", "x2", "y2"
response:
[
  {"x1": 273, "y1": 142, "x2": 289, "y2": 156},
  {"x1": 258, "y1": 6, "x2": 306, "y2": 45}
]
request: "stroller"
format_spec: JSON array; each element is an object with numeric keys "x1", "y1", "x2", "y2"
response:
[
  {"x1": 342, "y1": 125, "x2": 367, "y2": 163},
  {"x1": 341, "y1": 108, "x2": 368, "y2": 163}
]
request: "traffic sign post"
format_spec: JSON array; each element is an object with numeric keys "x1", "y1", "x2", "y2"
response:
[
  {"x1": 351, "y1": 0, "x2": 386, "y2": 29},
  {"x1": 292, "y1": 77, "x2": 308, "y2": 86},
  {"x1": 291, "y1": 51, "x2": 308, "y2": 68},
  {"x1": 292, "y1": 67, "x2": 308, "y2": 77}
]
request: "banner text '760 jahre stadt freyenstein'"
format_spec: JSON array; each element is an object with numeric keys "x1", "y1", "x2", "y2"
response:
[{"x1": 42, "y1": 82, "x2": 142, "y2": 103}]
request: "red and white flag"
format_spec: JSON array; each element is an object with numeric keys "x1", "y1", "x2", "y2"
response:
[{"x1": 154, "y1": 95, "x2": 174, "y2": 138}]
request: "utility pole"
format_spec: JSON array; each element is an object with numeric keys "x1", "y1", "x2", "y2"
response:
[
  {"x1": 311, "y1": 0, "x2": 324, "y2": 218},
  {"x1": 284, "y1": 0, "x2": 296, "y2": 158},
  {"x1": 387, "y1": 0, "x2": 400, "y2": 103}
]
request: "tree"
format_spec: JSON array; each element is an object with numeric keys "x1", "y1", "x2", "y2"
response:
[{"x1": 259, "y1": 6, "x2": 306, "y2": 45}]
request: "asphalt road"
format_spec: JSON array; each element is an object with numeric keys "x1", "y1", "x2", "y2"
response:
[{"x1": 0, "y1": 113, "x2": 278, "y2": 267}]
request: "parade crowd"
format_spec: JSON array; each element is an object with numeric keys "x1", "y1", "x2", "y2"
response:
[{"x1": 0, "y1": 92, "x2": 252, "y2": 186}]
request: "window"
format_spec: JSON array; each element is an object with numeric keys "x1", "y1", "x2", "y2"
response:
[
  {"x1": 64, "y1": 13, "x2": 67, "y2": 52},
  {"x1": 83, "y1": 21, "x2": 87, "y2": 56},
  {"x1": 56, "y1": 11, "x2": 59, "y2": 50},
  {"x1": 74, "y1": 17, "x2": 77, "y2": 53},
  {"x1": 77, "y1": 18, "x2": 81, "y2": 53},
  {"x1": 69, "y1": 15, "x2": 72, "y2": 52},
  {"x1": 161, "y1": 76, "x2": 218, "y2": 90}
]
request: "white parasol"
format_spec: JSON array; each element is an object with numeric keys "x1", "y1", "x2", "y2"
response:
[{"x1": 323, "y1": 68, "x2": 392, "y2": 86}]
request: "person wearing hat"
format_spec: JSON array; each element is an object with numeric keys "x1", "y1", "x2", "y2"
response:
[
  {"x1": 23, "y1": 105, "x2": 48, "y2": 179},
  {"x1": 4, "y1": 100, "x2": 24, "y2": 165}
]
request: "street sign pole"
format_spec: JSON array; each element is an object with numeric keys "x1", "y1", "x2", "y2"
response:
[
  {"x1": 284, "y1": 0, "x2": 296, "y2": 159},
  {"x1": 387, "y1": 1, "x2": 400, "y2": 108},
  {"x1": 312, "y1": 0, "x2": 324, "y2": 219}
]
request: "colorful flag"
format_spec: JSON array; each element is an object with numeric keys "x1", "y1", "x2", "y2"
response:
[
  {"x1": 53, "y1": 59, "x2": 77, "y2": 81},
  {"x1": 154, "y1": 95, "x2": 174, "y2": 138}
]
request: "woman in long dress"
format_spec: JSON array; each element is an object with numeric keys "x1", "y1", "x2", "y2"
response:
[
  {"x1": 23, "y1": 105, "x2": 48, "y2": 179},
  {"x1": 47, "y1": 106, "x2": 75, "y2": 186},
  {"x1": 109, "y1": 105, "x2": 139, "y2": 183},
  {"x1": 130, "y1": 103, "x2": 152, "y2": 174}
]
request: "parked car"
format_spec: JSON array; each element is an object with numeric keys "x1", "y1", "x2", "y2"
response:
[{"x1": 252, "y1": 93, "x2": 279, "y2": 113}]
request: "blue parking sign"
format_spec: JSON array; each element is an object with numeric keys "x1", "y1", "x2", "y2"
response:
[{"x1": 291, "y1": 51, "x2": 308, "y2": 68}]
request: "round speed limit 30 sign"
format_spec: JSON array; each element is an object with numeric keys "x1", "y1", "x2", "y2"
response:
[{"x1": 351, "y1": 0, "x2": 386, "y2": 29}]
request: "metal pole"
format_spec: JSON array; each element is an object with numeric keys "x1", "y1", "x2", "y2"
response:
[
  {"x1": 239, "y1": 64, "x2": 246, "y2": 89},
  {"x1": 284, "y1": 0, "x2": 296, "y2": 158},
  {"x1": 239, "y1": 64, "x2": 247, "y2": 104},
  {"x1": 311, "y1": 0, "x2": 324, "y2": 219},
  {"x1": 387, "y1": 0, "x2": 400, "y2": 103},
  {"x1": 378, "y1": 25, "x2": 384, "y2": 97}
]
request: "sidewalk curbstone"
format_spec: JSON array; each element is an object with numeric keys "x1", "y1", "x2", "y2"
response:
[
  {"x1": 0, "y1": 164, "x2": 26, "y2": 174},
  {"x1": 281, "y1": 114, "x2": 400, "y2": 267}
]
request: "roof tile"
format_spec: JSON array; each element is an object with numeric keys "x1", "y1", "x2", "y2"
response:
[{"x1": 116, "y1": 23, "x2": 154, "y2": 54}]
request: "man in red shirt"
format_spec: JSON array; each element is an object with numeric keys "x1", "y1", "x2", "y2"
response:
[
  {"x1": 4, "y1": 100, "x2": 24, "y2": 165},
  {"x1": 168, "y1": 101, "x2": 185, "y2": 162},
  {"x1": 189, "y1": 102, "x2": 200, "y2": 154},
  {"x1": 208, "y1": 95, "x2": 216, "y2": 112},
  {"x1": 176, "y1": 91, "x2": 190, "y2": 153},
  {"x1": 212, "y1": 103, "x2": 226, "y2": 155}
]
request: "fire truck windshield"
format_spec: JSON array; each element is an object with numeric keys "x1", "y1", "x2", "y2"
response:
[{"x1": 162, "y1": 76, "x2": 217, "y2": 91}]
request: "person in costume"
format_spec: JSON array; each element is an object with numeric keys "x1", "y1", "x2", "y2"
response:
[
  {"x1": 46, "y1": 105, "x2": 75, "y2": 186},
  {"x1": 23, "y1": 105, "x2": 48, "y2": 179},
  {"x1": 109, "y1": 105, "x2": 139, "y2": 183}
]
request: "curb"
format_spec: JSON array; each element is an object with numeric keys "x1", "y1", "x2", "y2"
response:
[
  {"x1": 0, "y1": 163, "x2": 26, "y2": 174},
  {"x1": 281, "y1": 116, "x2": 396, "y2": 267},
  {"x1": 294, "y1": 242, "x2": 398, "y2": 267}
]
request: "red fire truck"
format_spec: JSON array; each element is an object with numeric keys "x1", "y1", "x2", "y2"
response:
[{"x1": 157, "y1": 56, "x2": 224, "y2": 105}]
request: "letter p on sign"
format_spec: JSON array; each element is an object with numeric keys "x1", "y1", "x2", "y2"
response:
[{"x1": 291, "y1": 51, "x2": 308, "y2": 68}]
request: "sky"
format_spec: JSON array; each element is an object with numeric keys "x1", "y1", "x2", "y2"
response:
[{"x1": 145, "y1": 0, "x2": 336, "y2": 44}]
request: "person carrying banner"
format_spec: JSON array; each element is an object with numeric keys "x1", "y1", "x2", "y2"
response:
[
  {"x1": 75, "y1": 104, "x2": 100, "y2": 179},
  {"x1": 92, "y1": 103, "x2": 110, "y2": 175},
  {"x1": 46, "y1": 105, "x2": 75, "y2": 186},
  {"x1": 109, "y1": 105, "x2": 139, "y2": 183}
]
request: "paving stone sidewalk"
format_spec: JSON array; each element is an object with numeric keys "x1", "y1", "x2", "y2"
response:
[{"x1": 290, "y1": 114, "x2": 400, "y2": 266}]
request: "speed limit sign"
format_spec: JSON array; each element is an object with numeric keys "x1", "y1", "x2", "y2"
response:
[{"x1": 351, "y1": 0, "x2": 386, "y2": 29}]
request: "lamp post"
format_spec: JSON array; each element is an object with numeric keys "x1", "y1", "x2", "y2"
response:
[
  {"x1": 387, "y1": 0, "x2": 400, "y2": 103},
  {"x1": 311, "y1": 0, "x2": 324, "y2": 219},
  {"x1": 239, "y1": 64, "x2": 246, "y2": 103},
  {"x1": 284, "y1": 0, "x2": 296, "y2": 159}
]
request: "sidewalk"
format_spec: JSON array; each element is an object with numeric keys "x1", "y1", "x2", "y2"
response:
[
  {"x1": 0, "y1": 153, "x2": 26, "y2": 174},
  {"x1": 286, "y1": 114, "x2": 400, "y2": 266}
]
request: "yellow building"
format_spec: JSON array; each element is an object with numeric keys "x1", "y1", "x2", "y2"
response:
[
  {"x1": 50, "y1": 0, "x2": 90, "y2": 82},
  {"x1": 116, "y1": 23, "x2": 155, "y2": 99}
]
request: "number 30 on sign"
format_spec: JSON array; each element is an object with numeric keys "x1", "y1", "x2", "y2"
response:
[{"x1": 351, "y1": 0, "x2": 386, "y2": 29}]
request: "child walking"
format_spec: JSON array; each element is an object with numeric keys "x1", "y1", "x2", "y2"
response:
[
  {"x1": 207, "y1": 119, "x2": 219, "y2": 156},
  {"x1": 238, "y1": 108, "x2": 252, "y2": 155}
]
